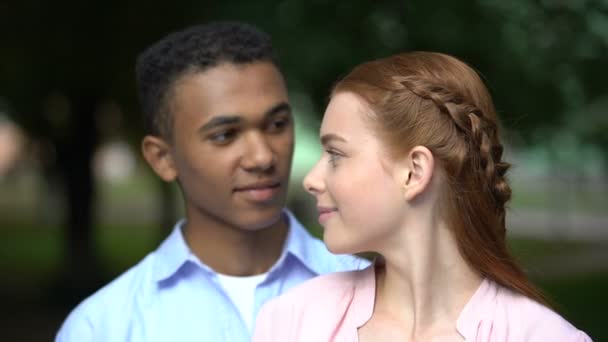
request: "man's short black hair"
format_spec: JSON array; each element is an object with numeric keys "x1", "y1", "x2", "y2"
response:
[{"x1": 136, "y1": 21, "x2": 278, "y2": 138}]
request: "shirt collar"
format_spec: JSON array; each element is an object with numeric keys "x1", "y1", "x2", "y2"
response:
[
  {"x1": 456, "y1": 278, "x2": 495, "y2": 339},
  {"x1": 152, "y1": 219, "x2": 194, "y2": 283},
  {"x1": 349, "y1": 265, "x2": 495, "y2": 338},
  {"x1": 271, "y1": 209, "x2": 328, "y2": 276},
  {"x1": 152, "y1": 209, "x2": 326, "y2": 282},
  {"x1": 352, "y1": 264, "x2": 376, "y2": 328}
]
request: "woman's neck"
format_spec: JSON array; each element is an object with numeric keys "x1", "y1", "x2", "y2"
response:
[{"x1": 373, "y1": 219, "x2": 482, "y2": 339}]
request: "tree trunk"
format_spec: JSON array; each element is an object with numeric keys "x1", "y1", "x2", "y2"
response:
[{"x1": 55, "y1": 92, "x2": 101, "y2": 298}]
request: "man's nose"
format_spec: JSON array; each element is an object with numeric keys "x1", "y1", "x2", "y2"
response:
[{"x1": 242, "y1": 132, "x2": 276, "y2": 172}]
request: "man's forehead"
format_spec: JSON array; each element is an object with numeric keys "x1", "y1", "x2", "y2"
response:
[
  {"x1": 170, "y1": 70, "x2": 286, "y2": 115},
  {"x1": 200, "y1": 102, "x2": 291, "y2": 130}
]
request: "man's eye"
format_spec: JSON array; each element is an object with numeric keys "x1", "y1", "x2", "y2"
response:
[
  {"x1": 268, "y1": 117, "x2": 290, "y2": 132},
  {"x1": 210, "y1": 129, "x2": 237, "y2": 144}
]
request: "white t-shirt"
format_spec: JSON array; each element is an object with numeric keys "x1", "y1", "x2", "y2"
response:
[{"x1": 216, "y1": 272, "x2": 268, "y2": 332}]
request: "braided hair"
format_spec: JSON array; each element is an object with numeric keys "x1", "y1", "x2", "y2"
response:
[{"x1": 332, "y1": 51, "x2": 550, "y2": 307}]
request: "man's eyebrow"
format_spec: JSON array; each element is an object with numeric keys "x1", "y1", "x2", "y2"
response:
[
  {"x1": 198, "y1": 116, "x2": 242, "y2": 133},
  {"x1": 198, "y1": 102, "x2": 291, "y2": 133},
  {"x1": 264, "y1": 102, "x2": 291, "y2": 118},
  {"x1": 321, "y1": 133, "x2": 347, "y2": 146}
]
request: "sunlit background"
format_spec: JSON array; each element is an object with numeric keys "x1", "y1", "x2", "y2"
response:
[{"x1": 1, "y1": 0, "x2": 607, "y2": 340}]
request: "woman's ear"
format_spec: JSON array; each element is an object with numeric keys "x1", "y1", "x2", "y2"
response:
[
  {"x1": 141, "y1": 135, "x2": 177, "y2": 182},
  {"x1": 400, "y1": 146, "x2": 434, "y2": 201}
]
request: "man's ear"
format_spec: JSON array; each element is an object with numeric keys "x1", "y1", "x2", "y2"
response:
[
  {"x1": 399, "y1": 146, "x2": 434, "y2": 201},
  {"x1": 141, "y1": 135, "x2": 177, "y2": 182}
]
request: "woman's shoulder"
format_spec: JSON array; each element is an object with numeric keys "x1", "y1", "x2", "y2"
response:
[
  {"x1": 290, "y1": 267, "x2": 368, "y2": 296},
  {"x1": 265, "y1": 268, "x2": 369, "y2": 313},
  {"x1": 490, "y1": 281, "x2": 592, "y2": 341},
  {"x1": 253, "y1": 267, "x2": 374, "y2": 341}
]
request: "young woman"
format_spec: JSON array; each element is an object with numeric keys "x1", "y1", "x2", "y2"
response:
[{"x1": 253, "y1": 52, "x2": 592, "y2": 341}]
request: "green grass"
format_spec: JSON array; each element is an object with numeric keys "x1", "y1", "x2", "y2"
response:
[
  {"x1": 508, "y1": 237, "x2": 592, "y2": 263},
  {"x1": 0, "y1": 222, "x2": 159, "y2": 284},
  {"x1": 0, "y1": 224, "x2": 62, "y2": 277},
  {"x1": 510, "y1": 188, "x2": 608, "y2": 214},
  {"x1": 96, "y1": 223, "x2": 160, "y2": 276}
]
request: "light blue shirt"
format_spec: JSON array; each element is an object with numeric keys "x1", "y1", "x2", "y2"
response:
[{"x1": 56, "y1": 210, "x2": 369, "y2": 341}]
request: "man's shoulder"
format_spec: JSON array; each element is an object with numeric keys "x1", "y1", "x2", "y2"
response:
[
  {"x1": 80, "y1": 252, "x2": 156, "y2": 308},
  {"x1": 56, "y1": 253, "x2": 157, "y2": 340}
]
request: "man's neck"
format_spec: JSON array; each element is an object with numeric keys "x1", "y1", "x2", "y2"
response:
[{"x1": 182, "y1": 213, "x2": 289, "y2": 276}]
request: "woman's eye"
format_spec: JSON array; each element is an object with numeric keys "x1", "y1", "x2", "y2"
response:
[{"x1": 327, "y1": 150, "x2": 342, "y2": 166}]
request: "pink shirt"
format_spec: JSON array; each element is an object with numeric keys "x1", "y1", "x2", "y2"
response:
[{"x1": 253, "y1": 266, "x2": 592, "y2": 341}]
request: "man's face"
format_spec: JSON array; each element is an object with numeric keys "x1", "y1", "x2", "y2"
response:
[{"x1": 166, "y1": 62, "x2": 294, "y2": 231}]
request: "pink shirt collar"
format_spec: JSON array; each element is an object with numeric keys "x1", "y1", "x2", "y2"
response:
[
  {"x1": 351, "y1": 265, "x2": 376, "y2": 329},
  {"x1": 350, "y1": 264, "x2": 495, "y2": 339}
]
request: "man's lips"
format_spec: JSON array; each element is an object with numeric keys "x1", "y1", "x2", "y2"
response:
[
  {"x1": 234, "y1": 181, "x2": 281, "y2": 192},
  {"x1": 234, "y1": 181, "x2": 281, "y2": 202}
]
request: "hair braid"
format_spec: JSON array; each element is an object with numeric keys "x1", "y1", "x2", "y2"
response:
[
  {"x1": 397, "y1": 77, "x2": 512, "y2": 231},
  {"x1": 334, "y1": 52, "x2": 552, "y2": 307}
]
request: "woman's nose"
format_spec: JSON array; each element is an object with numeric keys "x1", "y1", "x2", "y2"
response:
[{"x1": 303, "y1": 160, "x2": 324, "y2": 195}]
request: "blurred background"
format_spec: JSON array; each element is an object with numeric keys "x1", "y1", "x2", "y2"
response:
[{"x1": 1, "y1": 0, "x2": 607, "y2": 340}]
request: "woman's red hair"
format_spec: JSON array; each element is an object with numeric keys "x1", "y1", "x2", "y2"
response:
[{"x1": 333, "y1": 51, "x2": 550, "y2": 307}]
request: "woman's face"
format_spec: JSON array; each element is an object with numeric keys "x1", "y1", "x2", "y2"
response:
[{"x1": 303, "y1": 92, "x2": 406, "y2": 254}]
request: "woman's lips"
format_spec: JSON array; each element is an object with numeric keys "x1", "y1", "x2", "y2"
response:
[{"x1": 317, "y1": 207, "x2": 337, "y2": 224}]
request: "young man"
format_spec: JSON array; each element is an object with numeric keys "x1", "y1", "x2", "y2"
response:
[{"x1": 55, "y1": 22, "x2": 367, "y2": 341}]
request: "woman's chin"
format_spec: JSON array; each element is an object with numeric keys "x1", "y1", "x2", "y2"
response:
[{"x1": 324, "y1": 232, "x2": 358, "y2": 255}]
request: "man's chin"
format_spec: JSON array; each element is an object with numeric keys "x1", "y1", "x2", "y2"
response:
[{"x1": 238, "y1": 206, "x2": 285, "y2": 232}]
